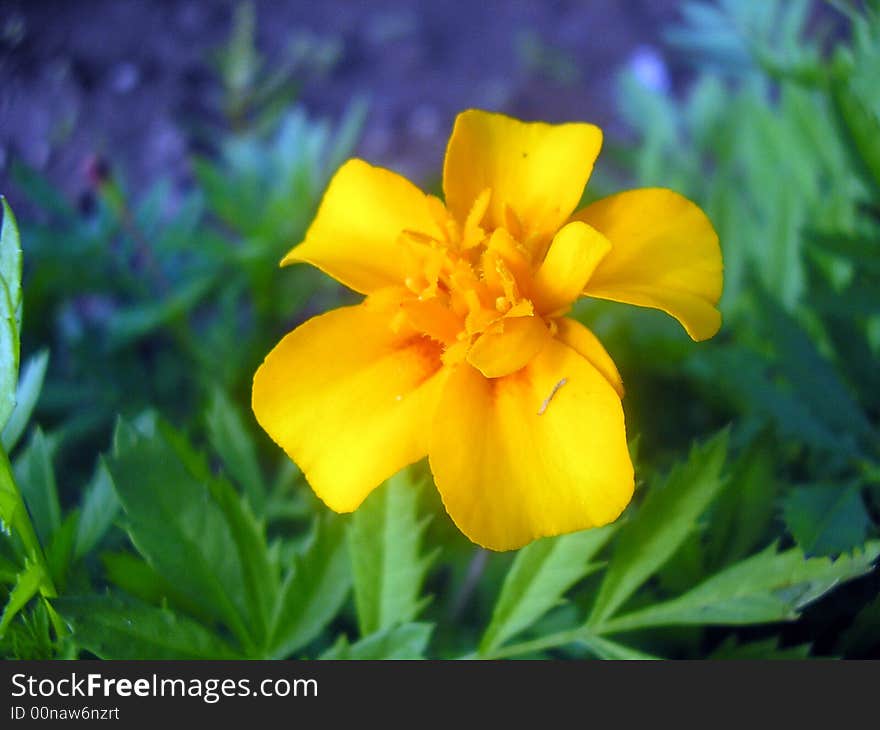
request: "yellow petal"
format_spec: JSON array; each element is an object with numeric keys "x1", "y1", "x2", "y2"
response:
[
  {"x1": 555, "y1": 317, "x2": 624, "y2": 398},
  {"x1": 574, "y1": 188, "x2": 723, "y2": 341},
  {"x1": 532, "y1": 221, "x2": 611, "y2": 315},
  {"x1": 443, "y1": 110, "x2": 603, "y2": 244},
  {"x1": 252, "y1": 305, "x2": 446, "y2": 512},
  {"x1": 430, "y1": 339, "x2": 634, "y2": 551},
  {"x1": 466, "y1": 315, "x2": 550, "y2": 378},
  {"x1": 281, "y1": 159, "x2": 441, "y2": 294}
]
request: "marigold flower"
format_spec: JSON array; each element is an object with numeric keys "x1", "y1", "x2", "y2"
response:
[{"x1": 252, "y1": 110, "x2": 722, "y2": 550}]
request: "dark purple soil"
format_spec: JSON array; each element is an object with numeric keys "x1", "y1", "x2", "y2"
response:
[{"x1": 0, "y1": 0, "x2": 682, "y2": 209}]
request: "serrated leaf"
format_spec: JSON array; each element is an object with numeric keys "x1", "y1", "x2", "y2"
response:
[
  {"x1": 320, "y1": 623, "x2": 433, "y2": 660},
  {"x1": 588, "y1": 430, "x2": 729, "y2": 626},
  {"x1": 268, "y1": 515, "x2": 350, "y2": 658},
  {"x1": 831, "y1": 77, "x2": 880, "y2": 196},
  {"x1": 101, "y1": 551, "x2": 215, "y2": 625},
  {"x1": 348, "y1": 471, "x2": 435, "y2": 636},
  {"x1": 705, "y1": 442, "x2": 779, "y2": 570},
  {"x1": 782, "y1": 483, "x2": 870, "y2": 557},
  {"x1": 13, "y1": 428, "x2": 61, "y2": 547},
  {"x1": 1, "y1": 349, "x2": 49, "y2": 453},
  {"x1": 0, "y1": 560, "x2": 45, "y2": 636},
  {"x1": 760, "y1": 295, "x2": 874, "y2": 454},
  {"x1": 0, "y1": 447, "x2": 45, "y2": 569},
  {"x1": 579, "y1": 634, "x2": 661, "y2": 660},
  {"x1": 159, "y1": 420, "x2": 278, "y2": 646},
  {"x1": 206, "y1": 388, "x2": 265, "y2": 513},
  {"x1": 53, "y1": 594, "x2": 240, "y2": 659},
  {"x1": 74, "y1": 460, "x2": 120, "y2": 559},
  {"x1": 597, "y1": 541, "x2": 880, "y2": 634},
  {"x1": 206, "y1": 473, "x2": 277, "y2": 648},
  {"x1": 105, "y1": 421, "x2": 253, "y2": 649},
  {"x1": 45, "y1": 511, "x2": 78, "y2": 590},
  {"x1": 480, "y1": 525, "x2": 615, "y2": 654}
]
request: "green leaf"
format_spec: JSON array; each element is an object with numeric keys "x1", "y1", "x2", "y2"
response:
[
  {"x1": 760, "y1": 295, "x2": 874, "y2": 454},
  {"x1": 480, "y1": 525, "x2": 615, "y2": 655},
  {"x1": 101, "y1": 552, "x2": 215, "y2": 625},
  {"x1": 710, "y1": 635, "x2": 811, "y2": 659},
  {"x1": 74, "y1": 460, "x2": 120, "y2": 560},
  {"x1": 588, "y1": 430, "x2": 729, "y2": 626},
  {"x1": 320, "y1": 623, "x2": 433, "y2": 660},
  {"x1": 206, "y1": 388, "x2": 265, "y2": 514},
  {"x1": 45, "y1": 511, "x2": 78, "y2": 590},
  {"x1": 782, "y1": 483, "x2": 870, "y2": 557},
  {"x1": 597, "y1": 541, "x2": 880, "y2": 634},
  {"x1": 158, "y1": 421, "x2": 278, "y2": 647},
  {"x1": 0, "y1": 560, "x2": 45, "y2": 636},
  {"x1": 348, "y1": 471, "x2": 435, "y2": 636},
  {"x1": 206, "y1": 473, "x2": 278, "y2": 649},
  {"x1": 1, "y1": 349, "x2": 49, "y2": 453},
  {"x1": 268, "y1": 515, "x2": 350, "y2": 658},
  {"x1": 53, "y1": 594, "x2": 240, "y2": 659},
  {"x1": 0, "y1": 447, "x2": 46, "y2": 572},
  {"x1": 105, "y1": 422, "x2": 253, "y2": 649},
  {"x1": 0, "y1": 198, "x2": 22, "y2": 431},
  {"x1": 579, "y1": 634, "x2": 661, "y2": 660},
  {"x1": 831, "y1": 76, "x2": 880, "y2": 196},
  {"x1": 13, "y1": 429, "x2": 61, "y2": 547},
  {"x1": 107, "y1": 275, "x2": 215, "y2": 348},
  {"x1": 705, "y1": 442, "x2": 779, "y2": 570}
]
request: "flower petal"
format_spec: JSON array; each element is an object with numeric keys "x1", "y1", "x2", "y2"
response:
[
  {"x1": 429, "y1": 339, "x2": 634, "y2": 551},
  {"x1": 443, "y1": 110, "x2": 603, "y2": 244},
  {"x1": 281, "y1": 159, "x2": 441, "y2": 294},
  {"x1": 573, "y1": 188, "x2": 723, "y2": 341},
  {"x1": 532, "y1": 221, "x2": 611, "y2": 315},
  {"x1": 555, "y1": 317, "x2": 624, "y2": 398},
  {"x1": 466, "y1": 315, "x2": 551, "y2": 378},
  {"x1": 252, "y1": 304, "x2": 446, "y2": 512}
]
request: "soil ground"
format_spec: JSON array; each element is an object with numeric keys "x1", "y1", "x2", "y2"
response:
[{"x1": 0, "y1": 0, "x2": 682, "y2": 210}]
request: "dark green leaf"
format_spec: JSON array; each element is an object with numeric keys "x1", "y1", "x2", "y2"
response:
[
  {"x1": 598, "y1": 542, "x2": 880, "y2": 633},
  {"x1": 268, "y1": 515, "x2": 350, "y2": 658},
  {"x1": 54, "y1": 594, "x2": 240, "y2": 659},
  {"x1": 320, "y1": 623, "x2": 433, "y2": 660},
  {"x1": 105, "y1": 422, "x2": 253, "y2": 649},
  {"x1": 782, "y1": 483, "x2": 870, "y2": 556}
]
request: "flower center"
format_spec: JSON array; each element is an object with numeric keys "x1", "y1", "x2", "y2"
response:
[{"x1": 369, "y1": 189, "x2": 562, "y2": 371}]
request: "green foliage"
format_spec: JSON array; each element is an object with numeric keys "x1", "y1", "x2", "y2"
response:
[
  {"x1": 321, "y1": 623, "x2": 434, "y2": 660},
  {"x1": 782, "y1": 483, "x2": 871, "y2": 557},
  {"x1": 589, "y1": 432, "x2": 729, "y2": 626},
  {"x1": 348, "y1": 470, "x2": 436, "y2": 636},
  {"x1": 53, "y1": 594, "x2": 241, "y2": 660},
  {"x1": 268, "y1": 515, "x2": 350, "y2": 658},
  {"x1": 0, "y1": 198, "x2": 22, "y2": 431},
  {"x1": 597, "y1": 542, "x2": 880, "y2": 633},
  {"x1": 2, "y1": 0, "x2": 879, "y2": 660},
  {"x1": 480, "y1": 526, "x2": 614, "y2": 655}
]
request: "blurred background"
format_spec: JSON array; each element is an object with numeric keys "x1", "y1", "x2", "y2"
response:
[
  {"x1": 1, "y1": 0, "x2": 687, "y2": 203},
  {"x1": 0, "y1": 0, "x2": 877, "y2": 660}
]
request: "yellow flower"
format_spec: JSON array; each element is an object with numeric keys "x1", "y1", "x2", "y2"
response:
[{"x1": 252, "y1": 110, "x2": 722, "y2": 551}]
